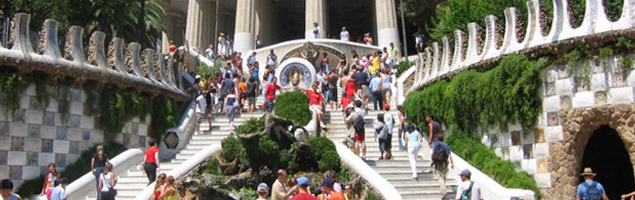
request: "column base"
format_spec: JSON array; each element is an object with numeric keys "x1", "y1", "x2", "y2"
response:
[
  {"x1": 377, "y1": 28, "x2": 400, "y2": 49},
  {"x1": 234, "y1": 32, "x2": 256, "y2": 55}
]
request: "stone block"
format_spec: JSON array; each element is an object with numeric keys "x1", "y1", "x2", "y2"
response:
[
  {"x1": 0, "y1": 136, "x2": 10, "y2": 151},
  {"x1": 499, "y1": 132, "x2": 511, "y2": 147},
  {"x1": 70, "y1": 89, "x2": 83, "y2": 102},
  {"x1": 594, "y1": 91, "x2": 607, "y2": 105},
  {"x1": 608, "y1": 87, "x2": 634, "y2": 104},
  {"x1": 69, "y1": 141, "x2": 79, "y2": 154},
  {"x1": 23, "y1": 138, "x2": 42, "y2": 152},
  {"x1": 55, "y1": 153, "x2": 66, "y2": 167},
  {"x1": 534, "y1": 173, "x2": 552, "y2": 188},
  {"x1": 131, "y1": 123, "x2": 139, "y2": 134},
  {"x1": 80, "y1": 116, "x2": 94, "y2": 129},
  {"x1": 0, "y1": 122, "x2": 8, "y2": 136},
  {"x1": 8, "y1": 151, "x2": 26, "y2": 165},
  {"x1": 40, "y1": 125, "x2": 56, "y2": 139},
  {"x1": 0, "y1": 150, "x2": 6, "y2": 165},
  {"x1": 53, "y1": 140, "x2": 70, "y2": 153},
  {"x1": 510, "y1": 146, "x2": 523, "y2": 161},
  {"x1": 521, "y1": 132, "x2": 535, "y2": 145},
  {"x1": 556, "y1": 65, "x2": 568, "y2": 79},
  {"x1": 591, "y1": 73, "x2": 607, "y2": 91},
  {"x1": 535, "y1": 128, "x2": 545, "y2": 143},
  {"x1": 523, "y1": 144, "x2": 533, "y2": 159},
  {"x1": 499, "y1": 123, "x2": 509, "y2": 133},
  {"x1": 26, "y1": 152, "x2": 37, "y2": 166},
  {"x1": 572, "y1": 91, "x2": 594, "y2": 108},
  {"x1": 11, "y1": 137, "x2": 24, "y2": 151},
  {"x1": 556, "y1": 78, "x2": 573, "y2": 96},
  {"x1": 123, "y1": 133, "x2": 130, "y2": 146},
  {"x1": 56, "y1": 127, "x2": 68, "y2": 140},
  {"x1": 628, "y1": 69, "x2": 635, "y2": 86},
  {"x1": 543, "y1": 96, "x2": 560, "y2": 112},
  {"x1": 69, "y1": 102, "x2": 83, "y2": 115},
  {"x1": 38, "y1": 153, "x2": 55, "y2": 166},
  {"x1": 521, "y1": 159, "x2": 537, "y2": 174},
  {"x1": 545, "y1": 126, "x2": 564, "y2": 142},
  {"x1": 10, "y1": 166, "x2": 22, "y2": 180},
  {"x1": 20, "y1": 95, "x2": 29, "y2": 109},
  {"x1": 12, "y1": 109, "x2": 24, "y2": 123},
  {"x1": 45, "y1": 98, "x2": 58, "y2": 112},
  {"x1": 0, "y1": 166, "x2": 8, "y2": 180},
  {"x1": 508, "y1": 123, "x2": 522, "y2": 132},
  {"x1": 9, "y1": 122, "x2": 27, "y2": 137},
  {"x1": 69, "y1": 114, "x2": 81, "y2": 128},
  {"x1": 574, "y1": 76, "x2": 591, "y2": 92},
  {"x1": 43, "y1": 112, "x2": 55, "y2": 126},
  {"x1": 25, "y1": 109, "x2": 43, "y2": 125},
  {"x1": 511, "y1": 131, "x2": 521, "y2": 146},
  {"x1": 139, "y1": 136, "x2": 147, "y2": 147},
  {"x1": 41, "y1": 139, "x2": 53, "y2": 153},
  {"x1": 91, "y1": 131, "x2": 104, "y2": 143},
  {"x1": 26, "y1": 84, "x2": 36, "y2": 96},
  {"x1": 536, "y1": 158, "x2": 548, "y2": 173},
  {"x1": 28, "y1": 96, "x2": 42, "y2": 110},
  {"x1": 54, "y1": 112, "x2": 65, "y2": 126},
  {"x1": 67, "y1": 128, "x2": 83, "y2": 141},
  {"x1": 534, "y1": 143, "x2": 550, "y2": 158},
  {"x1": 27, "y1": 124, "x2": 40, "y2": 138},
  {"x1": 83, "y1": 130, "x2": 91, "y2": 141},
  {"x1": 22, "y1": 166, "x2": 40, "y2": 180},
  {"x1": 547, "y1": 111, "x2": 559, "y2": 126},
  {"x1": 138, "y1": 124, "x2": 148, "y2": 136},
  {"x1": 66, "y1": 154, "x2": 80, "y2": 166},
  {"x1": 611, "y1": 67, "x2": 627, "y2": 87},
  {"x1": 544, "y1": 81, "x2": 556, "y2": 97},
  {"x1": 129, "y1": 134, "x2": 139, "y2": 148}
]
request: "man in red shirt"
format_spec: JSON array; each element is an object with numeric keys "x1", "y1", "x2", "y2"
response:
[
  {"x1": 306, "y1": 82, "x2": 326, "y2": 128},
  {"x1": 264, "y1": 77, "x2": 281, "y2": 113},
  {"x1": 290, "y1": 176, "x2": 317, "y2": 200}
]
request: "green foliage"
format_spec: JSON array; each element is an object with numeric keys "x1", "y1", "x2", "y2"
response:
[
  {"x1": 29, "y1": 73, "x2": 51, "y2": 111},
  {"x1": 196, "y1": 63, "x2": 222, "y2": 82},
  {"x1": 0, "y1": 68, "x2": 28, "y2": 119},
  {"x1": 404, "y1": 54, "x2": 543, "y2": 133},
  {"x1": 57, "y1": 84, "x2": 71, "y2": 125},
  {"x1": 220, "y1": 133, "x2": 243, "y2": 162},
  {"x1": 274, "y1": 91, "x2": 311, "y2": 125},
  {"x1": 616, "y1": 37, "x2": 634, "y2": 51},
  {"x1": 338, "y1": 167, "x2": 352, "y2": 183},
  {"x1": 364, "y1": 191, "x2": 382, "y2": 200},
  {"x1": 202, "y1": 158, "x2": 224, "y2": 176},
  {"x1": 97, "y1": 87, "x2": 127, "y2": 138},
  {"x1": 446, "y1": 130, "x2": 541, "y2": 199},
  {"x1": 565, "y1": 45, "x2": 593, "y2": 85},
  {"x1": 393, "y1": 59, "x2": 415, "y2": 77},
  {"x1": 307, "y1": 136, "x2": 341, "y2": 173},
  {"x1": 150, "y1": 97, "x2": 187, "y2": 141},
  {"x1": 234, "y1": 117, "x2": 266, "y2": 135},
  {"x1": 235, "y1": 187, "x2": 258, "y2": 200},
  {"x1": 619, "y1": 55, "x2": 634, "y2": 69},
  {"x1": 16, "y1": 142, "x2": 127, "y2": 198}
]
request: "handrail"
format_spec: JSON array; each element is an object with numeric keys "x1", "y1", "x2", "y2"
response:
[
  {"x1": 158, "y1": 101, "x2": 196, "y2": 160},
  {"x1": 135, "y1": 144, "x2": 222, "y2": 200},
  {"x1": 65, "y1": 149, "x2": 144, "y2": 200},
  {"x1": 331, "y1": 141, "x2": 403, "y2": 200}
]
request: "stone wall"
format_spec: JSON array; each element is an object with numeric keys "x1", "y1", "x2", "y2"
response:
[{"x1": 0, "y1": 83, "x2": 150, "y2": 188}]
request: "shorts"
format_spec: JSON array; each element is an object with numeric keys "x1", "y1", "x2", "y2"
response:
[
  {"x1": 310, "y1": 104, "x2": 323, "y2": 115},
  {"x1": 247, "y1": 96, "x2": 256, "y2": 105},
  {"x1": 327, "y1": 88, "x2": 338, "y2": 101},
  {"x1": 354, "y1": 132, "x2": 366, "y2": 141},
  {"x1": 385, "y1": 134, "x2": 392, "y2": 150},
  {"x1": 381, "y1": 88, "x2": 391, "y2": 97},
  {"x1": 197, "y1": 112, "x2": 211, "y2": 119}
]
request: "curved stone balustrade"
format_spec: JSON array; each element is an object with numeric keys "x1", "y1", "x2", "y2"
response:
[
  {"x1": 0, "y1": 13, "x2": 188, "y2": 101},
  {"x1": 411, "y1": 0, "x2": 635, "y2": 92}
]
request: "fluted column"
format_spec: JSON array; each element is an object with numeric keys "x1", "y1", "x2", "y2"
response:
[
  {"x1": 305, "y1": 0, "x2": 327, "y2": 39},
  {"x1": 234, "y1": 0, "x2": 256, "y2": 54},
  {"x1": 375, "y1": 0, "x2": 400, "y2": 48},
  {"x1": 184, "y1": 0, "x2": 216, "y2": 50}
]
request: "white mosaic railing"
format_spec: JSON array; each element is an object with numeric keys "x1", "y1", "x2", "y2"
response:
[
  {"x1": 0, "y1": 13, "x2": 188, "y2": 101},
  {"x1": 411, "y1": 0, "x2": 635, "y2": 92}
]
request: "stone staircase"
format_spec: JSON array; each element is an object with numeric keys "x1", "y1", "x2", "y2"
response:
[{"x1": 324, "y1": 106, "x2": 458, "y2": 200}]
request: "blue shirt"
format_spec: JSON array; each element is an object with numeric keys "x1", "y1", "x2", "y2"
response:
[
  {"x1": 576, "y1": 180, "x2": 606, "y2": 199},
  {"x1": 248, "y1": 55, "x2": 256, "y2": 66},
  {"x1": 220, "y1": 79, "x2": 235, "y2": 95},
  {"x1": 252, "y1": 68, "x2": 259, "y2": 78},
  {"x1": 355, "y1": 72, "x2": 369, "y2": 86},
  {"x1": 369, "y1": 77, "x2": 381, "y2": 92},
  {"x1": 50, "y1": 186, "x2": 66, "y2": 200},
  {"x1": 407, "y1": 130, "x2": 421, "y2": 148}
]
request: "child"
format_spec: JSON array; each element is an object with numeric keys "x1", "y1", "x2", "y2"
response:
[{"x1": 0, "y1": 179, "x2": 22, "y2": 200}]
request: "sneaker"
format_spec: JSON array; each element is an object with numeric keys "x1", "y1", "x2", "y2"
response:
[{"x1": 320, "y1": 122, "x2": 326, "y2": 128}]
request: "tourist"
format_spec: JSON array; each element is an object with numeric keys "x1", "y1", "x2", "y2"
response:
[
  {"x1": 256, "y1": 34, "x2": 263, "y2": 48},
  {"x1": 217, "y1": 33, "x2": 226, "y2": 60},
  {"x1": 313, "y1": 22, "x2": 321, "y2": 39},
  {"x1": 576, "y1": 167, "x2": 609, "y2": 200},
  {"x1": 267, "y1": 49, "x2": 278, "y2": 69},
  {"x1": 225, "y1": 35, "x2": 233, "y2": 57},
  {"x1": 248, "y1": 51, "x2": 257, "y2": 69},
  {"x1": 246, "y1": 76, "x2": 258, "y2": 113},
  {"x1": 219, "y1": 72, "x2": 235, "y2": 111},
  {"x1": 364, "y1": 33, "x2": 373, "y2": 45},
  {"x1": 340, "y1": 27, "x2": 350, "y2": 41},
  {"x1": 168, "y1": 40, "x2": 177, "y2": 56},
  {"x1": 326, "y1": 70, "x2": 338, "y2": 111},
  {"x1": 49, "y1": 177, "x2": 68, "y2": 200},
  {"x1": 323, "y1": 171, "x2": 342, "y2": 193},
  {"x1": 223, "y1": 86, "x2": 238, "y2": 132},
  {"x1": 320, "y1": 178, "x2": 345, "y2": 200},
  {"x1": 92, "y1": 145, "x2": 109, "y2": 200},
  {"x1": 196, "y1": 91, "x2": 212, "y2": 135},
  {"x1": 396, "y1": 105, "x2": 407, "y2": 151},
  {"x1": 343, "y1": 72, "x2": 356, "y2": 100},
  {"x1": 256, "y1": 183, "x2": 270, "y2": 200},
  {"x1": 235, "y1": 52, "x2": 243, "y2": 75},
  {"x1": 239, "y1": 77, "x2": 248, "y2": 112},
  {"x1": 455, "y1": 169, "x2": 483, "y2": 200},
  {"x1": 264, "y1": 77, "x2": 281, "y2": 113},
  {"x1": 354, "y1": 100, "x2": 368, "y2": 160},
  {"x1": 251, "y1": 61, "x2": 260, "y2": 85},
  {"x1": 144, "y1": 139, "x2": 160, "y2": 184},
  {"x1": 207, "y1": 77, "x2": 218, "y2": 114},
  {"x1": 99, "y1": 162, "x2": 117, "y2": 200},
  {"x1": 403, "y1": 124, "x2": 422, "y2": 180},
  {"x1": 336, "y1": 53, "x2": 348, "y2": 76},
  {"x1": 186, "y1": 75, "x2": 202, "y2": 97},
  {"x1": 414, "y1": 28, "x2": 425, "y2": 53},
  {"x1": 272, "y1": 169, "x2": 298, "y2": 200},
  {"x1": 158, "y1": 175, "x2": 178, "y2": 200},
  {"x1": 291, "y1": 177, "x2": 316, "y2": 200},
  {"x1": 371, "y1": 52, "x2": 381, "y2": 78},
  {"x1": 343, "y1": 185, "x2": 359, "y2": 200},
  {"x1": 389, "y1": 43, "x2": 400, "y2": 68},
  {"x1": 344, "y1": 104, "x2": 360, "y2": 153},
  {"x1": 149, "y1": 173, "x2": 166, "y2": 200},
  {"x1": 374, "y1": 113, "x2": 388, "y2": 160},
  {"x1": 205, "y1": 44, "x2": 214, "y2": 60},
  {"x1": 40, "y1": 163, "x2": 59, "y2": 199},
  {"x1": 321, "y1": 52, "x2": 330, "y2": 74},
  {"x1": 622, "y1": 191, "x2": 635, "y2": 200},
  {"x1": 433, "y1": 135, "x2": 455, "y2": 195},
  {"x1": 316, "y1": 69, "x2": 327, "y2": 99},
  {"x1": 369, "y1": 74, "x2": 382, "y2": 111},
  {"x1": 307, "y1": 82, "x2": 326, "y2": 128},
  {"x1": 382, "y1": 104, "x2": 394, "y2": 158},
  {"x1": 381, "y1": 70, "x2": 392, "y2": 105},
  {"x1": 0, "y1": 179, "x2": 21, "y2": 200},
  {"x1": 427, "y1": 114, "x2": 442, "y2": 151}
]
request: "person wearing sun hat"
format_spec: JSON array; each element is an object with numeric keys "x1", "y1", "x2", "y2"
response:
[
  {"x1": 576, "y1": 167, "x2": 608, "y2": 200},
  {"x1": 256, "y1": 183, "x2": 269, "y2": 200},
  {"x1": 290, "y1": 177, "x2": 316, "y2": 200}
]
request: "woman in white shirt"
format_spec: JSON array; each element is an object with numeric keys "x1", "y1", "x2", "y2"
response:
[{"x1": 99, "y1": 162, "x2": 117, "y2": 200}]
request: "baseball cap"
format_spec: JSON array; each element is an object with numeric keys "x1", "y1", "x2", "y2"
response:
[
  {"x1": 297, "y1": 176, "x2": 310, "y2": 186},
  {"x1": 195, "y1": 75, "x2": 201, "y2": 79},
  {"x1": 320, "y1": 178, "x2": 335, "y2": 188},
  {"x1": 257, "y1": 183, "x2": 269, "y2": 192},
  {"x1": 383, "y1": 104, "x2": 390, "y2": 110},
  {"x1": 459, "y1": 169, "x2": 471, "y2": 177}
]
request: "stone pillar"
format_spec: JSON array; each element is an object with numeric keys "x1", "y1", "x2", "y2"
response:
[
  {"x1": 305, "y1": 0, "x2": 327, "y2": 39},
  {"x1": 161, "y1": 13, "x2": 175, "y2": 54},
  {"x1": 233, "y1": 0, "x2": 256, "y2": 54},
  {"x1": 184, "y1": 0, "x2": 216, "y2": 50},
  {"x1": 255, "y1": 0, "x2": 273, "y2": 47},
  {"x1": 375, "y1": 0, "x2": 400, "y2": 48}
]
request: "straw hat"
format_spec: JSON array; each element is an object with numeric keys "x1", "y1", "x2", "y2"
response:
[{"x1": 580, "y1": 167, "x2": 596, "y2": 176}]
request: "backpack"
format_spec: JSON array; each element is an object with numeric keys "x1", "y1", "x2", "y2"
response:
[
  {"x1": 584, "y1": 181, "x2": 602, "y2": 200},
  {"x1": 354, "y1": 117, "x2": 365, "y2": 134},
  {"x1": 460, "y1": 181, "x2": 474, "y2": 200},
  {"x1": 246, "y1": 83, "x2": 256, "y2": 96},
  {"x1": 432, "y1": 144, "x2": 448, "y2": 163}
]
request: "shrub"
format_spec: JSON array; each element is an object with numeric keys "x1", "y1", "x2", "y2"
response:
[
  {"x1": 235, "y1": 117, "x2": 266, "y2": 135},
  {"x1": 16, "y1": 142, "x2": 127, "y2": 198},
  {"x1": 150, "y1": 97, "x2": 188, "y2": 141},
  {"x1": 274, "y1": 91, "x2": 311, "y2": 125},
  {"x1": 307, "y1": 136, "x2": 341, "y2": 173},
  {"x1": 220, "y1": 133, "x2": 243, "y2": 162},
  {"x1": 393, "y1": 59, "x2": 415, "y2": 77}
]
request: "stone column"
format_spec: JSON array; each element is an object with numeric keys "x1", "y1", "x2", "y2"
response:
[
  {"x1": 233, "y1": 0, "x2": 256, "y2": 54},
  {"x1": 161, "y1": 13, "x2": 175, "y2": 54},
  {"x1": 305, "y1": 0, "x2": 327, "y2": 39},
  {"x1": 184, "y1": 0, "x2": 216, "y2": 50},
  {"x1": 375, "y1": 0, "x2": 400, "y2": 48}
]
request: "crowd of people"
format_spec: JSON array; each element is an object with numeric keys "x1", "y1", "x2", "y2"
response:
[{"x1": 255, "y1": 169, "x2": 356, "y2": 200}]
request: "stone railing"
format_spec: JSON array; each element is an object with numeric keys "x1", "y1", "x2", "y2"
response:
[
  {"x1": 411, "y1": 0, "x2": 635, "y2": 92},
  {"x1": 0, "y1": 13, "x2": 188, "y2": 101},
  {"x1": 64, "y1": 149, "x2": 144, "y2": 200}
]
